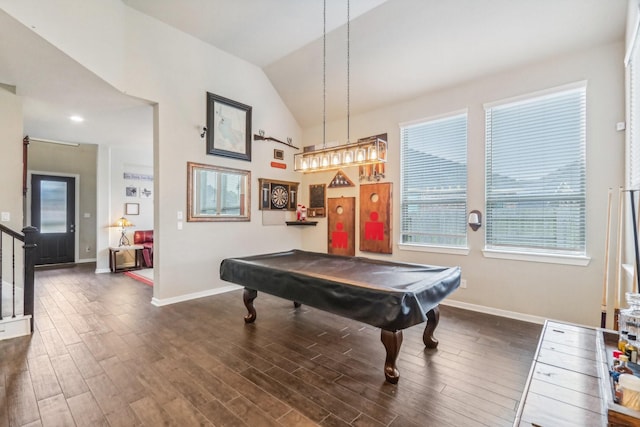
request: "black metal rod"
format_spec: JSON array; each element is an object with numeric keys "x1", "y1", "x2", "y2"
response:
[
  {"x1": 12, "y1": 237, "x2": 15, "y2": 318},
  {"x1": 23, "y1": 226, "x2": 38, "y2": 332},
  {"x1": 630, "y1": 190, "x2": 640, "y2": 293},
  {"x1": 0, "y1": 233, "x2": 3, "y2": 321}
]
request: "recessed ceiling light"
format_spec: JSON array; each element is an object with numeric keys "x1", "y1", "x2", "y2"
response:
[{"x1": 69, "y1": 115, "x2": 84, "y2": 123}]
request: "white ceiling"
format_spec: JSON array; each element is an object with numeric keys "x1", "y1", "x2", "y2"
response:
[
  {"x1": 123, "y1": 0, "x2": 389, "y2": 68},
  {"x1": 0, "y1": 9, "x2": 152, "y2": 147},
  {"x1": 0, "y1": 0, "x2": 629, "y2": 146}
]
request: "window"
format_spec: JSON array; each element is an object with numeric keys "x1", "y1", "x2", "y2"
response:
[
  {"x1": 186, "y1": 162, "x2": 250, "y2": 222},
  {"x1": 400, "y1": 112, "x2": 468, "y2": 248},
  {"x1": 485, "y1": 84, "x2": 586, "y2": 255}
]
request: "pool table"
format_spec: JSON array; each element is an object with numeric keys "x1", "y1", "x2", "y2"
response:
[{"x1": 219, "y1": 249, "x2": 461, "y2": 383}]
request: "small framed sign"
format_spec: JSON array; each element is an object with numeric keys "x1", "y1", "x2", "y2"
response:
[
  {"x1": 308, "y1": 184, "x2": 326, "y2": 217},
  {"x1": 125, "y1": 203, "x2": 139, "y2": 215},
  {"x1": 125, "y1": 186, "x2": 138, "y2": 197}
]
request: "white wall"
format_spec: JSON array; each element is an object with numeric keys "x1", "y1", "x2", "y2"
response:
[
  {"x1": 0, "y1": 1, "x2": 626, "y2": 326},
  {"x1": 628, "y1": 0, "x2": 639, "y2": 48},
  {"x1": 0, "y1": 1, "x2": 304, "y2": 302},
  {"x1": 301, "y1": 42, "x2": 626, "y2": 327},
  {"x1": 0, "y1": 0, "x2": 126, "y2": 89},
  {"x1": 108, "y1": 146, "x2": 154, "y2": 245},
  {"x1": 121, "y1": 9, "x2": 304, "y2": 302},
  {"x1": 98, "y1": 145, "x2": 155, "y2": 270},
  {"x1": 0, "y1": 86, "x2": 25, "y2": 289},
  {"x1": 0, "y1": 86, "x2": 24, "y2": 231}
]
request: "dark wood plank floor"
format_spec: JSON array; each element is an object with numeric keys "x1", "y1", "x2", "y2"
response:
[{"x1": 0, "y1": 264, "x2": 541, "y2": 427}]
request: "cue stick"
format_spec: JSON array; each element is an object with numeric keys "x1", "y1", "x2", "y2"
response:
[
  {"x1": 631, "y1": 190, "x2": 640, "y2": 293},
  {"x1": 614, "y1": 187, "x2": 624, "y2": 330},
  {"x1": 602, "y1": 188, "x2": 613, "y2": 328},
  {"x1": 630, "y1": 190, "x2": 640, "y2": 295}
]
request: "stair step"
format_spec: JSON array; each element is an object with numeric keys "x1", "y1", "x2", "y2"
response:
[{"x1": 0, "y1": 315, "x2": 31, "y2": 340}]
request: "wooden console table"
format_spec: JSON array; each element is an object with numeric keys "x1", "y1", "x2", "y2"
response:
[
  {"x1": 514, "y1": 320, "x2": 608, "y2": 426},
  {"x1": 108, "y1": 245, "x2": 143, "y2": 273}
]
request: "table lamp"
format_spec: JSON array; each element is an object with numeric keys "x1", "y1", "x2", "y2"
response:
[{"x1": 114, "y1": 217, "x2": 134, "y2": 246}]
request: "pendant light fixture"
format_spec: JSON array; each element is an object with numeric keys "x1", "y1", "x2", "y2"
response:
[{"x1": 294, "y1": 0, "x2": 387, "y2": 173}]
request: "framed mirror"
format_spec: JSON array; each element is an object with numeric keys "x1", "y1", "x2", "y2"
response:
[{"x1": 187, "y1": 162, "x2": 251, "y2": 222}]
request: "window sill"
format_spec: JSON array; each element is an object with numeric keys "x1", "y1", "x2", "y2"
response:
[
  {"x1": 482, "y1": 249, "x2": 591, "y2": 266},
  {"x1": 398, "y1": 243, "x2": 469, "y2": 256}
]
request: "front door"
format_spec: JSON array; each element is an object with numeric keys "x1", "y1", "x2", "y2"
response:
[{"x1": 31, "y1": 175, "x2": 76, "y2": 265}]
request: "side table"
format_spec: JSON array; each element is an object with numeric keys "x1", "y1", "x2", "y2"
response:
[{"x1": 108, "y1": 245, "x2": 144, "y2": 273}]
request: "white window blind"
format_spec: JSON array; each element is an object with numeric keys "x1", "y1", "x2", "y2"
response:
[
  {"x1": 485, "y1": 85, "x2": 586, "y2": 255},
  {"x1": 400, "y1": 112, "x2": 467, "y2": 247}
]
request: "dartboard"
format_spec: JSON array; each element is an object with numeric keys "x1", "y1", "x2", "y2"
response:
[{"x1": 271, "y1": 185, "x2": 289, "y2": 209}]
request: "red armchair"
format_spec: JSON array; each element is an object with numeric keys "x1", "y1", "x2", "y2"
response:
[{"x1": 133, "y1": 230, "x2": 153, "y2": 268}]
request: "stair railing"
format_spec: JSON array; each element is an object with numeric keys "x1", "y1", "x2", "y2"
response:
[{"x1": 0, "y1": 224, "x2": 38, "y2": 332}]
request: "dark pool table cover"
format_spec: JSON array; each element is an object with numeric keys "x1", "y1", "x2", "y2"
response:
[{"x1": 219, "y1": 250, "x2": 461, "y2": 331}]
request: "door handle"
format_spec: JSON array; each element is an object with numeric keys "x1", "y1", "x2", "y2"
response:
[{"x1": 70, "y1": 224, "x2": 75, "y2": 233}]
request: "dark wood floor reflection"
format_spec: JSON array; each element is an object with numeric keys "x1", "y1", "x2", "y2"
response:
[{"x1": 0, "y1": 264, "x2": 541, "y2": 426}]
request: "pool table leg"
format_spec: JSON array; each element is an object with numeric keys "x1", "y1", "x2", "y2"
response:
[
  {"x1": 381, "y1": 329, "x2": 403, "y2": 384},
  {"x1": 243, "y1": 288, "x2": 258, "y2": 323},
  {"x1": 423, "y1": 305, "x2": 440, "y2": 348}
]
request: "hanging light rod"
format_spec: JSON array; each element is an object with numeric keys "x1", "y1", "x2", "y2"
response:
[{"x1": 295, "y1": 0, "x2": 387, "y2": 174}]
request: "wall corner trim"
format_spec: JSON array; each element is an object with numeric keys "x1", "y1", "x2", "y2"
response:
[{"x1": 151, "y1": 284, "x2": 243, "y2": 307}]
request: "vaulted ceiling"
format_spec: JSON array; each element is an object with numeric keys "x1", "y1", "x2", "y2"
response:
[{"x1": 0, "y1": 0, "x2": 629, "y2": 146}]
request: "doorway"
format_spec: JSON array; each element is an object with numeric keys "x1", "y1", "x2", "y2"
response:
[{"x1": 31, "y1": 174, "x2": 76, "y2": 265}]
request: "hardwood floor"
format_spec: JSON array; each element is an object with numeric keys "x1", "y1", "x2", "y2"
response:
[{"x1": 0, "y1": 264, "x2": 541, "y2": 426}]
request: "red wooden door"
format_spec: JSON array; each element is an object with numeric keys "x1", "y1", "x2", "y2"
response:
[
  {"x1": 360, "y1": 183, "x2": 392, "y2": 254},
  {"x1": 327, "y1": 197, "x2": 355, "y2": 256}
]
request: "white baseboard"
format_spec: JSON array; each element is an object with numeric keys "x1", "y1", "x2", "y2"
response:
[
  {"x1": 77, "y1": 258, "x2": 96, "y2": 264},
  {"x1": 146, "y1": 285, "x2": 548, "y2": 326},
  {"x1": 442, "y1": 299, "x2": 547, "y2": 325},
  {"x1": 0, "y1": 315, "x2": 31, "y2": 340},
  {"x1": 151, "y1": 284, "x2": 242, "y2": 307},
  {"x1": 95, "y1": 268, "x2": 111, "y2": 274}
]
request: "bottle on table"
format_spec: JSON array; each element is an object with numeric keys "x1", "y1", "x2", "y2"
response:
[
  {"x1": 620, "y1": 330, "x2": 630, "y2": 352},
  {"x1": 616, "y1": 355, "x2": 634, "y2": 374},
  {"x1": 627, "y1": 335, "x2": 639, "y2": 364},
  {"x1": 613, "y1": 350, "x2": 623, "y2": 367}
]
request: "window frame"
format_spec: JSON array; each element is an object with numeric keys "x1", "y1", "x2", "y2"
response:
[
  {"x1": 483, "y1": 82, "x2": 588, "y2": 263},
  {"x1": 399, "y1": 110, "x2": 469, "y2": 252}
]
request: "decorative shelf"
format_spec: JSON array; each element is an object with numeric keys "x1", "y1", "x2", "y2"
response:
[{"x1": 286, "y1": 221, "x2": 318, "y2": 226}]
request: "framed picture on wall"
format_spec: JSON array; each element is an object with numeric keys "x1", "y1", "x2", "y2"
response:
[
  {"x1": 125, "y1": 203, "x2": 139, "y2": 215},
  {"x1": 308, "y1": 184, "x2": 326, "y2": 217},
  {"x1": 206, "y1": 92, "x2": 252, "y2": 161},
  {"x1": 140, "y1": 186, "x2": 153, "y2": 199},
  {"x1": 125, "y1": 186, "x2": 138, "y2": 198}
]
